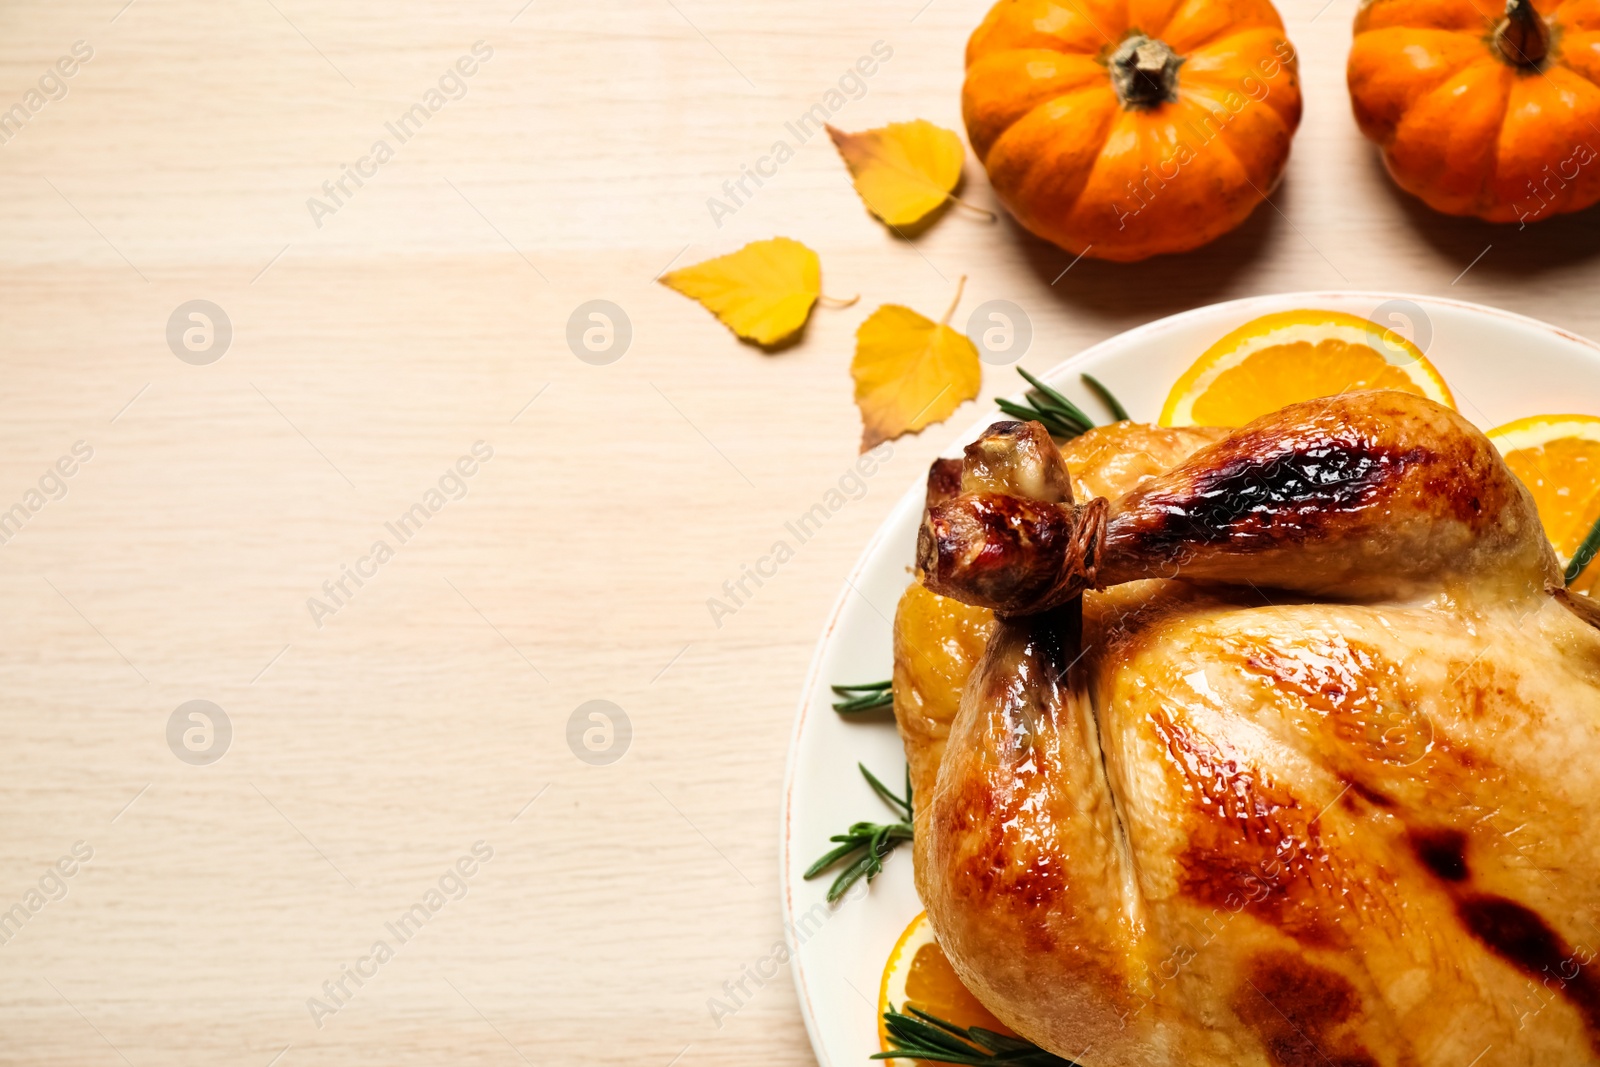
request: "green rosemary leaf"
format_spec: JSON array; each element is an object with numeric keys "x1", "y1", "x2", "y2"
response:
[
  {"x1": 1080, "y1": 372, "x2": 1130, "y2": 421},
  {"x1": 994, "y1": 397, "x2": 1084, "y2": 440},
  {"x1": 964, "y1": 1027, "x2": 1037, "y2": 1054},
  {"x1": 860, "y1": 762, "x2": 913, "y2": 822},
  {"x1": 804, "y1": 839, "x2": 865, "y2": 879},
  {"x1": 901, "y1": 1006, "x2": 978, "y2": 1043},
  {"x1": 884, "y1": 1013, "x2": 977, "y2": 1056},
  {"x1": 999, "y1": 367, "x2": 1137, "y2": 443},
  {"x1": 880, "y1": 1019, "x2": 979, "y2": 1059},
  {"x1": 875, "y1": 1005, "x2": 1084, "y2": 1065},
  {"x1": 832, "y1": 680, "x2": 894, "y2": 714},
  {"x1": 1567, "y1": 509, "x2": 1600, "y2": 584},
  {"x1": 998, "y1": 369, "x2": 1096, "y2": 441},
  {"x1": 998, "y1": 400, "x2": 1078, "y2": 436},
  {"x1": 827, "y1": 849, "x2": 880, "y2": 903},
  {"x1": 869, "y1": 1051, "x2": 992, "y2": 1065},
  {"x1": 1018, "y1": 368, "x2": 1097, "y2": 432},
  {"x1": 805, "y1": 764, "x2": 915, "y2": 904}
]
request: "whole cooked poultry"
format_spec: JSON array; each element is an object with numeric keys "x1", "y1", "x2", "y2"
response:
[{"x1": 893, "y1": 390, "x2": 1600, "y2": 1067}]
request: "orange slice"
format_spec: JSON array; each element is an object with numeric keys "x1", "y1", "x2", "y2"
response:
[
  {"x1": 1488, "y1": 414, "x2": 1600, "y2": 594},
  {"x1": 879, "y1": 911, "x2": 1012, "y2": 1060},
  {"x1": 1160, "y1": 309, "x2": 1455, "y2": 427}
]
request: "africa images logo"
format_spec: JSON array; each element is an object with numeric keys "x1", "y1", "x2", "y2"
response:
[
  {"x1": 305, "y1": 42, "x2": 494, "y2": 229},
  {"x1": 705, "y1": 41, "x2": 893, "y2": 228}
]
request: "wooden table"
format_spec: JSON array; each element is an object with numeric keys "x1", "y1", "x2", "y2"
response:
[{"x1": 2, "y1": 1, "x2": 1598, "y2": 1065}]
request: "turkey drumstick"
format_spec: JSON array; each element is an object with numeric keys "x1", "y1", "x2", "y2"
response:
[{"x1": 920, "y1": 391, "x2": 1559, "y2": 612}]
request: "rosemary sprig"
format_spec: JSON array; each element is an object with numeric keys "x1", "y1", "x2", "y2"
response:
[
  {"x1": 832, "y1": 680, "x2": 893, "y2": 714},
  {"x1": 804, "y1": 763, "x2": 913, "y2": 903},
  {"x1": 1567, "y1": 509, "x2": 1600, "y2": 584},
  {"x1": 874, "y1": 1005, "x2": 1082, "y2": 1066},
  {"x1": 995, "y1": 368, "x2": 1096, "y2": 439},
  {"x1": 993, "y1": 368, "x2": 1130, "y2": 442},
  {"x1": 1080, "y1": 372, "x2": 1130, "y2": 421}
]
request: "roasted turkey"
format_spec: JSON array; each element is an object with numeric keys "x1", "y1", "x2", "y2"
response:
[{"x1": 892, "y1": 390, "x2": 1600, "y2": 1067}]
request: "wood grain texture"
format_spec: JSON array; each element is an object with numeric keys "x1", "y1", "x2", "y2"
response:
[{"x1": 0, "y1": 0, "x2": 1598, "y2": 1065}]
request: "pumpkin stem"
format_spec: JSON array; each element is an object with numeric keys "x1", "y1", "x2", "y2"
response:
[
  {"x1": 1109, "y1": 35, "x2": 1183, "y2": 110},
  {"x1": 1495, "y1": 0, "x2": 1550, "y2": 68}
]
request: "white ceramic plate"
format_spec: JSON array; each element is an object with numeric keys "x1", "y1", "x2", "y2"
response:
[{"x1": 779, "y1": 290, "x2": 1600, "y2": 1067}]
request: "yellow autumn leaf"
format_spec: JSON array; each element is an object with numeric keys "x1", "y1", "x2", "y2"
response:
[
  {"x1": 827, "y1": 120, "x2": 970, "y2": 227},
  {"x1": 852, "y1": 278, "x2": 981, "y2": 451},
  {"x1": 660, "y1": 237, "x2": 823, "y2": 347}
]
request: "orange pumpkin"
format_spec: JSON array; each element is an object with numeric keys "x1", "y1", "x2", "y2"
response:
[
  {"x1": 962, "y1": 0, "x2": 1303, "y2": 262},
  {"x1": 1349, "y1": 0, "x2": 1600, "y2": 223}
]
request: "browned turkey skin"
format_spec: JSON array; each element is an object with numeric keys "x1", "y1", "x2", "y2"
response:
[{"x1": 895, "y1": 391, "x2": 1600, "y2": 1067}]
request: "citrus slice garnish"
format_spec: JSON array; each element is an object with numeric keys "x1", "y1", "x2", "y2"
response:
[
  {"x1": 879, "y1": 911, "x2": 1012, "y2": 1059},
  {"x1": 1159, "y1": 309, "x2": 1455, "y2": 427},
  {"x1": 1488, "y1": 413, "x2": 1600, "y2": 593}
]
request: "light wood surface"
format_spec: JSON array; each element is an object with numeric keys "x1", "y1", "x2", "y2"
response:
[{"x1": 2, "y1": 1, "x2": 1600, "y2": 1065}]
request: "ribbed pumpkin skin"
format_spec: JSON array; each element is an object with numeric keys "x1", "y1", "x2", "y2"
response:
[
  {"x1": 962, "y1": 0, "x2": 1302, "y2": 262},
  {"x1": 1348, "y1": 0, "x2": 1600, "y2": 223}
]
